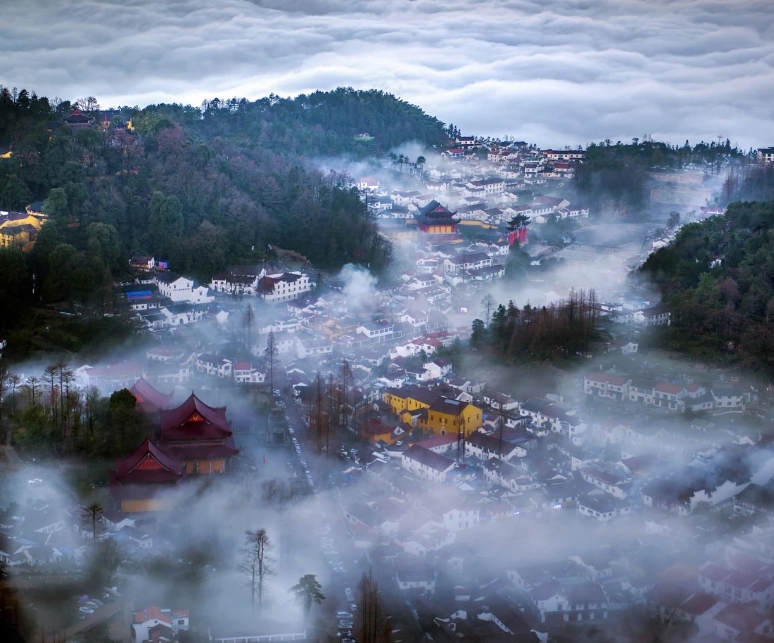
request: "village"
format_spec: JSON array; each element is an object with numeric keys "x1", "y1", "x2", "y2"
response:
[{"x1": 4, "y1": 140, "x2": 774, "y2": 643}]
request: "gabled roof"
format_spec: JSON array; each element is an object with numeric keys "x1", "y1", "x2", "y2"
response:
[
  {"x1": 403, "y1": 445, "x2": 456, "y2": 472},
  {"x1": 133, "y1": 605, "x2": 172, "y2": 624},
  {"x1": 130, "y1": 378, "x2": 173, "y2": 413},
  {"x1": 160, "y1": 393, "x2": 230, "y2": 440},
  {"x1": 113, "y1": 439, "x2": 184, "y2": 485}
]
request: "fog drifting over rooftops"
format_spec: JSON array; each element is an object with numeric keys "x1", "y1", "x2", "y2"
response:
[{"x1": 2, "y1": 0, "x2": 773, "y2": 149}]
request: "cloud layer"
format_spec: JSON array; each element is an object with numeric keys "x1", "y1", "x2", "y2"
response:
[{"x1": 2, "y1": 0, "x2": 773, "y2": 148}]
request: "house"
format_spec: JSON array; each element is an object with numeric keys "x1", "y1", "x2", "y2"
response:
[
  {"x1": 129, "y1": 255, "x2": 155, "y2": 271},
  {"x1": 427, "y1": 397, "x2": 482, "y2": 436},
  {"x1": 402, "y1": 445, "x2": 456, "y2": 482},
  {"x1": 577, "y1": 494, "x2": 631, "y2": 522},
  {"x1": 530, "y1": 580, "x2": 609, "y2": 624},
  {"x1": 583, "y1": 372, "x2": 631, "y2": 401},
  {"x1": 257, "y1": 272, "x2": 312, "y2": 303},
  {"x1": 396, "y1": 566, "x2": 436, "y2": 592},
  {"x1": 233, "y1": 362, "x2": 265, "y2": 384},
  {"x1": 160, "y1": 304, "x2": 206, "y2": 327},
  {"x1": 443, "y1": 252, "x2": 492, "y2": 276},
  {"x1": 129, "y1": 377, "x2": 173, "y2": 413},
  {"x1": 465, "y1": 430, "x2": 525, "y2": 462},
  {"x1": 133, "y1": 606, "x2": 190, "y2": 642},
  {"x1": 195, "y1": 353, "x2": 233, "y2": 379},
  {"x1": 155, "y1": 273, "x2": 213, "y2": 304}
]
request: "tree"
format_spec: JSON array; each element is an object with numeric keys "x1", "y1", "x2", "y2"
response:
[
  {"x1": 480, "y1": 293, "x2": 496, "y2": 327},
  {"x1": 241, "y1": 528, "x2": 275, "y2": 609},
  {"x1": 471, "y1": 319, "x2": 486, "y2": 349},
  {"x1": 85, "y1": 538, "x2": 122, "y2": 588},
  {"x1": 81, "y1": 501, "x2": 103, "y2": 541},
  {"x1": 265, "y1": 330, "x2": 278, "y2": 393},
  {"x1": 290, "y1": 574, "x2": 325, "y2": 619},
  {"x1": 356, "y1": 572, "x2": 392, "y2": 643}
]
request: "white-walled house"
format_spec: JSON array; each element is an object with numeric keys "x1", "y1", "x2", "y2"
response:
[
  {"x1": 402, "y1": 445, "x2": 456, "y2": 482},
  {"x1": 156, "y1": 273, "x2": 214, "y2": 304}
]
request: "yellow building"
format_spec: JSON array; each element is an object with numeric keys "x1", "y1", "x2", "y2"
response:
[
  {"x1": 384, "y1": 385, "x2": 438, "y2": 415},
  {"x1": 0, "y1": 210, "x2": 48, "y2": 250},
  {"x1": 427, "y1": 397, "x2": 482, "y2": 437}
]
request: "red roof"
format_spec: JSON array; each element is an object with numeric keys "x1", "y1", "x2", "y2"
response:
[
  {"x1": 160, "y1": 393, "x2": 230, "y2": 440},
  {"x1": 655, "y1": 382, "x2": 684, "y2": 395},
  {"x1": 133, "y1": 605, "x2": 171, "y2": 624},
  {"x1": 113, "y1": 439, "x2": 184, "y2": 485},
  {"x1": 679, "y1": 593, "x2": 719, "y2": 616},
  {"x1": 130, "y1": 377, "x2": 173, "y2": 413}
]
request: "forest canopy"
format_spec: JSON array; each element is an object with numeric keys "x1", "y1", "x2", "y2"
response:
[
  {"x1": 640, "y1": 199, "x2": 774, "y2": 371},
  {"x1": 0, "y1": 86, "x2": 451, "y2": 320}
]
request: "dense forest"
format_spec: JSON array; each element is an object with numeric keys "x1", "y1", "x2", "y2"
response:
[
  {"x1": 574, "y1": 138, "x2": 749, "y2": 217},
  {"x1": 0, "y1": 87, "x2": 449, "y2": 327},
  {"x1": 641, "y1": 199, "x2": 774, "y2": 372}
]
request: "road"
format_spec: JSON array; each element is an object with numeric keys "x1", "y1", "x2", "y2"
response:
[{"x1": 274, "y1": 387, "x2": 361, "y2": 642}]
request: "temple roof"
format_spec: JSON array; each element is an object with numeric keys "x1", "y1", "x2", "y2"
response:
[
  {"x1": 112, "y1": 438, "x2": 184, "y2": 485},
  {"x1": 130, "y1": 377, "x2": 174, "y2": 413},
  {"x1": 417, "y1": 200, "x2": 458, "y2": 223},
  {"x1": 160, "y1": 393, "x2": 231, "y2": 440}
]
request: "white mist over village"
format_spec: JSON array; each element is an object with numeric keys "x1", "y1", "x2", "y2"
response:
[
  {"x1": 2, "y1": 2, "x2": 774, "y2": 643},
  {"x1": 2, "y1": 125, "x2": 774, "y2": 643}
]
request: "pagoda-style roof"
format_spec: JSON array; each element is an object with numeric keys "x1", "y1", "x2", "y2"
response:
[
  {"x1": 112, "y1": 438, "x2": 184, "y2": 486},
  {"x1": 417, "y1": 200, "x2": 459, "y2": 228},
  {"x1": 130, "y1": 377, "x2": 174, "y2": 413},
  {"x1": 160, "y1": 393, "x2": 231, "y2": 441},
  {"x1": 65, "y1": 108, "x2": 90, "y2": 125}
]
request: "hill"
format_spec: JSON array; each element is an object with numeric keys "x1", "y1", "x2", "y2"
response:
[
  {"x1": 640, "y1": 199, "x2": 774, "y2": 371},
  {"x1": 0, "y1": 86, "x2": 446, "y2": 331}
]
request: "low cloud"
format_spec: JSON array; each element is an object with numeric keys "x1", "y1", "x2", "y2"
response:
[{"x1": 1, "y1": 0, "x2": 772, "y2": 148}]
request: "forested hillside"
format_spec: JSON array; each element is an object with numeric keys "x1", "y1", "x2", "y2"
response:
[
  {"x1": 574, "y1": 138, "x2": 747, "y2": 217},
  {"x1": 641, "y1": 199, "x2": 774, "y2": 371},
  {"x1": 0, "y1": 87, "x2": 449, "y2": 329}
]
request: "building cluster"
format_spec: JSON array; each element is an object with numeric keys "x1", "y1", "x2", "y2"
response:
[{"x1": 363, "y1": 138, "x2": 588, "y2": 237}]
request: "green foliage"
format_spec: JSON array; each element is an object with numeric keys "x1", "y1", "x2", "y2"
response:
[
  {"x1": 0, "y1": 86, "x2": 398, "y2": 323},
  {"x1": 640, "y1": 199, "x2": 774, "y2": 371}
]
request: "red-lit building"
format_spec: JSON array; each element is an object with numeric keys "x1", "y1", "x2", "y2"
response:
[
  {"x1": 417, "y1": 201, "x2": 459, "y2": 234},
  {"x1": 157, "y1": 393, "x2": 238, "y2": 474},
  {"x1": 130, "y1": 377, "x2": 174, "y2": 414},
  {"x1": 111, "y1": 438, "x2": 185, "y2": 512}
]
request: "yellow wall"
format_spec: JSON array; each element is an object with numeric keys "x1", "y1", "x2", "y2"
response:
[
  {"x1": 427, "y1": 404, "x2": 482, "y2": 436},
  {"x1": 185, "y1": 458, "x2": 225, "y2": 474},
  {"x1": 121, "y1": 497, "x2": 173, "y2": 512},
  {"x1": 0, "y1": 151, "x2": 12, "y2": 159},
  {"x1": 384, "y1": 391, "x2": 431, "y2": 415}
]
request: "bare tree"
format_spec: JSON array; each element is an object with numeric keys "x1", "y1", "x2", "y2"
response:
[
  {"x1": 81, "y1": 501, "x2": 103, "y2": 541},
  {"x1": 480, "y1": 293, "x2": 497, "y2": 327},
  {"x1": 241, "y1": 529, "x2": 275, "y2": 609}
]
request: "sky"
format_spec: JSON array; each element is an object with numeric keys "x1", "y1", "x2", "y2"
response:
[{"x1": 1, "y1": 0, "x2": 773, "y2": 149}]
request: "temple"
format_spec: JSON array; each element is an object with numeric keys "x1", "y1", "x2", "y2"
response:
[
  {"x1": 157, "y1": 393, "x2": 238, "y2": 474},
  {"x1": 130, "y1": 377, "x2": 174, "y2": 414},
  {"x1": 416, "y1": 200, "x2": 459, "y2": 234},
  {"x1": 110, "y1": 438, "x2": 185, "y2": 512}
]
